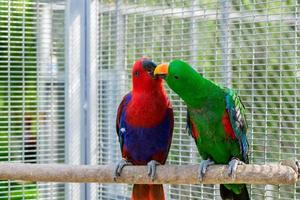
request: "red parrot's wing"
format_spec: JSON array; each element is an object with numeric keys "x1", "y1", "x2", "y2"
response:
[
  {"x1": 165, "y1": 100, "x2": 174, "y2": 159},
  {"x1": 116, "y1": 92, "x2": 131, "y2": 152}
]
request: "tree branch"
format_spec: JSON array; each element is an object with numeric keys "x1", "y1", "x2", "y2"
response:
[{"x1": 0, "y1": 160, "x2": 298, "y2": 184}]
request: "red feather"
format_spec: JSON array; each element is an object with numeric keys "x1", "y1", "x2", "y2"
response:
[
  {"x1": 222, "y1": 111, "x2": 236, "y2": 140},
  {"x1": 125, "y1": 59, "x2": 168, "y2": 127},
  {"x1": 190, "y1": 119, "x2": 200, "y2": 139},
  {"x1": 132, "y1": 185, "x2": 165, "y2": 200},
  {"x1": 151, "y1": 150, "x2": 168, "y2": 164},
  {"x1": 116, "y1": 58, "x2": 172, "y2": 200}
]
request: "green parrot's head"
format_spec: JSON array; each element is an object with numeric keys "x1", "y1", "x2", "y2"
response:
[{"x1": 154, "y1": 60, "x2": 201, "y2": 97}]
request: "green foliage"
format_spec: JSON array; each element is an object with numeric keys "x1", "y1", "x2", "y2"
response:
[
  {"x1": 0, "y1": 0, "x2": 38, "y2": 198},
  {"x1": 0, "y1": 182, "x2": 37, "y2": 200}
]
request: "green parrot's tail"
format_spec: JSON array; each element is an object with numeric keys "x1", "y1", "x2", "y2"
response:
[{"x1": 220, "y1": 184, "x2": 250, "y2": 200}]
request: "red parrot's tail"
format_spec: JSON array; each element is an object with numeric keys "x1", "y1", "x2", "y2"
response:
[{"x1": 131, "y1": 184, "x2": 165, "y2": 200}]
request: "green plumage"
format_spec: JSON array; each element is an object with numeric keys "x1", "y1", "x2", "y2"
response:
[{"x1": 162, "y1": 60, "x2": 249, "y2": 199}]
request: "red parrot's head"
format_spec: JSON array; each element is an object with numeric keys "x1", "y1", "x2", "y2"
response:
[
  {"x1": 127, "y1": 58, "x2": 168, "y2": 127},
  {"x1": 132, "y1": 58, "x2": 162, "y2": 92}
]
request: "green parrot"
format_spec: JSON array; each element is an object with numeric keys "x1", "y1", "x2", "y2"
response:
[{"x1": 154, "y1": 60, "x2": 250, "y2": 200}]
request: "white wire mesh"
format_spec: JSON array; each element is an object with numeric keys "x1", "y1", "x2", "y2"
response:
[
  {"x1": 0, "y1": 0, "x2": 66, "y2": 199},
  {"x1": 96, "y1": 0, "x2": 300, "y2": 200}
]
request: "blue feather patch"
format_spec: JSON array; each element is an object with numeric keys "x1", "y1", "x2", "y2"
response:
[{"x1": 225, "y1": 88, "x2": 249, "y2": 162}]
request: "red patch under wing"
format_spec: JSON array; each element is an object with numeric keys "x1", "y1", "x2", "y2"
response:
[
  {"x1": 190, "y1": 119, "x2": 200, "y2": 140},
  {"x1": 222, "y1": 110, "x2": 236, "y2": 140}
]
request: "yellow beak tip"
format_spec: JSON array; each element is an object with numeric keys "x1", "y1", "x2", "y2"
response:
[{"x1": 154, "y1": 63, "x2": 169, "y2": 75}]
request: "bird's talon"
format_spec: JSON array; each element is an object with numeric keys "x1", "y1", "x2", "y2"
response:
[
  {"x1": 147, "y1": 160, "x2": 160, "y2": 181},
  {"x1": 198, "y1": 158, "x2": 215, "y2": 182},
  {"x1": 113, "y1": 159, "x2": 132, "y2": 181},
  {"x1": 228, "y1": 158, "x2": 244, "y2": 178}
]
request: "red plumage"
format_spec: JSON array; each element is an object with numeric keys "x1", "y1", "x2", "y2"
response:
[
  {"x1": 132, "y1": 185, "x2": 165, "y2": 200},
  {"x1": 222, "y1": 111, "x2": 237, "y2": 140},
  {"x1": 190, "y1": 119, "x2": 200, "y2": 140},
  {"x1": 116, "y1": 58, "x2": 173, "y2": 200},
  {"x1": 125, "y1": 59, "x2": 168, "y2": 127}
]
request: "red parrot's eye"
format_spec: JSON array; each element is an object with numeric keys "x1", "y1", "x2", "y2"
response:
[{"x1": 134, "y1": 70, "x2": 140, "y2": 77}]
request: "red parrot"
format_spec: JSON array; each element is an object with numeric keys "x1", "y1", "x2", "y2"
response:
[{"x1": 114, "y1": 58, "x2": 174, "y2": 200}]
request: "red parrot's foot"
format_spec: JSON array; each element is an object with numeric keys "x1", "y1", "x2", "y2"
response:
[
  {"x1": 114, "y1": 159, "x2": 132, "y2": 181},
  {"x1": 147, "y1": 160, "x2": 160, "y2": 181},
  {"x1": 228, "y1": 157, "x2": 244, "y2": 178},
  {"x1": 198, "y1": 158, "x2": 215, "y2": 182}
]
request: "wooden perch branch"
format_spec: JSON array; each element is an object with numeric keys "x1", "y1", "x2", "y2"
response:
[{"x1": 0, "y1": 160, "x2": 298, "y2": 185}]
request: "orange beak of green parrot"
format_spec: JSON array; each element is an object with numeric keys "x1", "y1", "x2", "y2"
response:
[{"x1": 154, "y1": 63, "x2": 169, "y2": 78}]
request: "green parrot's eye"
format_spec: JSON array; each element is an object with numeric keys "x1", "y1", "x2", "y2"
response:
[
  {"x1": 174, "y1": 75, "x2": 179, "y2": 80},
  {"x1": 134, "y1": 71, "x2": 139, "y2": 77}
]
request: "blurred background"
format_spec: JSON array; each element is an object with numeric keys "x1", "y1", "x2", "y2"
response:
[{"x1": 0, "y1": 0, "x2": 299, "y2": 199}]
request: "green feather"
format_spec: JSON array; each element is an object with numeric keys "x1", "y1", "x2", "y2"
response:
[
  {"x1": 225, "y1": 88, "x2": 249, "y2": 162},
  {"x1": 164, "y1": 60, "x2": 249, "y2": 196}
]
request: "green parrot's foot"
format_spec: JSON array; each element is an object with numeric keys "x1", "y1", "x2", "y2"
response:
[
  {"x1": 113, "y1": 158, "x2": 132, "y2": 181},
  {"x1": 228, "y1": 158, "x2": 244, "y2": 179},
  {"x1": 198, "y1": 158, "x2": 215, "y2": 181},
  {"x1": 147, "y1": 160, "x2": 160, "y2": 181}
]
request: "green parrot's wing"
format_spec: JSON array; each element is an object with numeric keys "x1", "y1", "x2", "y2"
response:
[{"x1": 225, "y1": 88, "x2": 249, "y2": 163}]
